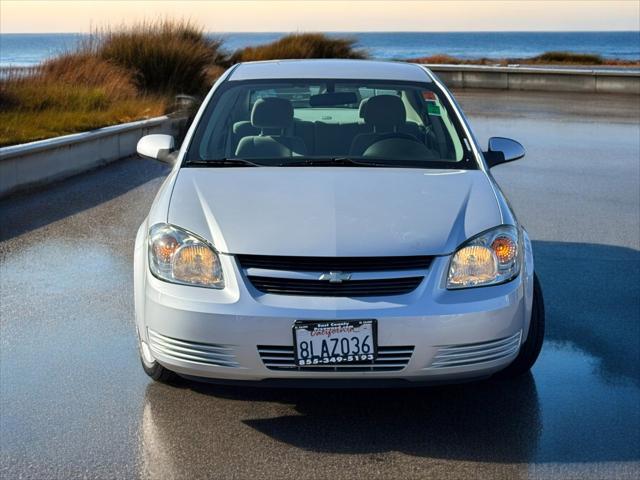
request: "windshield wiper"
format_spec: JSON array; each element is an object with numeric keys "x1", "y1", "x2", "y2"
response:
[
  {"x1": 187, "y1": 157, "x2": 395, "y2": 168},
  {"x1": 185, "y1": 158, "x2": 262, "y2": 167},
  {"x1": 280, "y1": 157, "x2": 389, "y2": 167}
]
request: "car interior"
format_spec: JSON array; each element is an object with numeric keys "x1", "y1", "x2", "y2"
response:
[{"x1": 196, "y1": 82, "x2": 465, "y2": 163}]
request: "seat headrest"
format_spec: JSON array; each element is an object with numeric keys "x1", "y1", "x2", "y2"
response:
[
  {"x1": 251, "y1": 97, "x2": 294, "y2": 129},
  {"x1": 233, "y1": 120, "x2": 257, "y2": 136},
  {"x1": 358, "y1": 97, "x2": 370, "y2": 119},
  {"x1": 361, "y1": 95, "x2": 406, "y2": 130}
]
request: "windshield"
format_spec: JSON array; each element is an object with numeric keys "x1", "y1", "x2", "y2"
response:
[{"x1": 184, "y1": 79, "x2": 476, "y2": 169}]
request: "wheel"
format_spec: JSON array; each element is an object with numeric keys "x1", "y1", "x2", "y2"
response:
[
  {"x1": 497, "y1": 273, "x2": 545, "y2": 378},
  {"x1": 139, "y1": 336, "x2": 178, "y2": 383}
]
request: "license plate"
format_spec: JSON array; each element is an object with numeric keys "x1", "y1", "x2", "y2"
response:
[{"x1": 293, "y1": 320, "x2": 377, "y2": 366}]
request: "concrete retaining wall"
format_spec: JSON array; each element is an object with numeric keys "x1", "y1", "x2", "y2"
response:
[
  {"x1": 426, "y1": 65, "x2": 640, "y2": 94},
  {"x1": 0, "y1": 116, "x2": 185, "y2": 198}
]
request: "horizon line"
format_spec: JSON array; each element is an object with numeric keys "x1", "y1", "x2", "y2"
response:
[{"x1": 2, "y1": 29, "x2": 639, "y2": 34}]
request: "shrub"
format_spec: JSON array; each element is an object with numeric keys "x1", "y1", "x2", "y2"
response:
[
  {"x1": 0, "y1": 54, "x2": 166, "y2": 146},
  {"x1": 204, "y1": 64, "x2": 227, "y2": 85},
  {"x1": 0, "y1": 84, "x2": 19, "y2": 110},
  {"x1": 0, "y1": 19, "x2": 226, "y2": 146},
  {"x1": 39, "y1": 53, "x2": 137, "y2": 99},
  {"x1": 529, "y1": 51, "x2": 604, "y2": 65},
  {"x1": 1, "y1": 53, "x2": 138, "y2": 111},
  {"x1": 411, "y1": 54, "x2": 465, "y2": 64},
  {"x1": 96, "y1": 20, "x2": 225, "y2": 95},
  {"x1": 3, "y1": 82, "x2": 108, "y2": 111},
  {"x1": 0, "y1": 98, "x2": 167, "y2": 147},
  {"x1": 230, "y1": 33, "x2": 367, "y2": 64},
  {"x1": 409, "y1": 54, "x2": 497, "y2": 65}
]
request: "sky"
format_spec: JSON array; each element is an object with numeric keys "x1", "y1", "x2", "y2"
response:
[{"x1": 1, "y1": 0, "x2": 639, "y2": 33}]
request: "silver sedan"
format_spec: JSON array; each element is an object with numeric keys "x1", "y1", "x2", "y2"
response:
[{"x1": 133, "y1": 59, "x2": 544, "y2": 386}]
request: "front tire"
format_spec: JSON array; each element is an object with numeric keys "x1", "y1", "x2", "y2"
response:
[
  {"x1": 139, "y1": 337, "x2": 178, "y2": 383},
  {"x1": 497, "y1": 273, "x2": 545, "y2": 378}
]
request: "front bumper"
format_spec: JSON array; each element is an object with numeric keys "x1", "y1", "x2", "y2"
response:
[{"x1": 136, "y1": 250, "x2": 534, "y2": 384}]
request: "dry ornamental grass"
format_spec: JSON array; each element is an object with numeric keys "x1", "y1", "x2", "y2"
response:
[{"x1": 2, "y1": 22, "x2": 631, "y2": 147}]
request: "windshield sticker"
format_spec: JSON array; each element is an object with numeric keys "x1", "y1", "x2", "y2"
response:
[
  {"x1": 422, "y1": 91, "x2": 437, "y2": 101},
  {"x1": 427, "y1": 103, "x2": 441, "y2": 116}
]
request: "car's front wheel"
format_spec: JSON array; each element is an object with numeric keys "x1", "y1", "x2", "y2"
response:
[
  {"x1": 139, "y1": 336, "x2": 178, "y2": 383},
  {"x1": 497, "y1": 273, "x2": 545, "y2": 378}
]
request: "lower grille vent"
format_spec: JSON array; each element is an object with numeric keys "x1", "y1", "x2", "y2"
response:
[
  {"x1": 258, "y1": 345, "x2": 414, "y2": 372},
  {"x1": 148, "y1": 329, "x2": 239, "y2": 368},
  {"x1": 428, "y1": 331, "x2": 522, "y2": 369}
]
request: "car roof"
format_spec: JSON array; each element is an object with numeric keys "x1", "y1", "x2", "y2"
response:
[{"x1": 228, "y1": 59, "x2": 433, "y2": 82}]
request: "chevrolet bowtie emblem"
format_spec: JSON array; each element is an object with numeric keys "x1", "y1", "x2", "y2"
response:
[{"x1": 318, "y1": 271, "x2": 352, "y2": 283}]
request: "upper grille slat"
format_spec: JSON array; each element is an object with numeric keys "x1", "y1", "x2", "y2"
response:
[
  {"x1": 238, "y1": 255, "x2": 430, "y2": 297},
  {"x1": 237, "y1": 254, "x2": 433, "y2": 272},
  {"x1": 248, "y1": 276, "x2": 423, "y2": 297}
]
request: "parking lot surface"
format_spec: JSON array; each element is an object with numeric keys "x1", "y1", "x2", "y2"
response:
[{"x1": 1, "y1": 90, "x2": 639, "y2": 479}]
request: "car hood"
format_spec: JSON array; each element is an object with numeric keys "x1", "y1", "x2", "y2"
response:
[{"x1": 167, "y1": 167, "x2": 502, "y2": 256}]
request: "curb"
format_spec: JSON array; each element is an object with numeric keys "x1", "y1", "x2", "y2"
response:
[
  {"x1": 424, "y1": 64, "x2": 640, "y2": 94},
  {"x1": 0, "y1": 115, "x2": 186, "y2": 198}
]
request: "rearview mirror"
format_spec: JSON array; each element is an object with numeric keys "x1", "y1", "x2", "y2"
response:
[
  {"x1": 483, "y1": 137, "x2": 525, "y2": 168},
  {"x1": 137, "y1": 134, "x2": 176, "y2": 165},
  {"x1": 309, "y1": 91, "x2": 358, "y2": 107}
]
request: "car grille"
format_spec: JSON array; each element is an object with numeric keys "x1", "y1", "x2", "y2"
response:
[
  {"x1": 147, "y1": 329, "x2": 239, "y2": 368},
  {"x1": 427, "y1": 331, "x2": 522, "y2": 369},
  {"x1": 258, "y1": 345, "x2": 414, "y2": 372},
  {"x1": 237, "y1": 254, "x2": 433, "y2": 272},
  {"x1": 238, "y1": 254, "x2": 431, "y2": 297},
  {"x1": 248, "y1": 276, "x2": 423, "y2": 297}
]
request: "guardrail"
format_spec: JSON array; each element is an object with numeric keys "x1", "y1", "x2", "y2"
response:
[
  {"x1": 0, "y1": 115, "x2": 186, "y2": 198},
  {"x1": 425, "y1": 64, "x2": 640, "y2": 94}
]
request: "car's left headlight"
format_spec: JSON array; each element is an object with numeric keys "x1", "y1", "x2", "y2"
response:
[
  {"x1": 447, "y1": 225, "x2": 520, "y2": 289},
  {"x1": 148, "y1": 223, "x2": 224, "y2": 289}
]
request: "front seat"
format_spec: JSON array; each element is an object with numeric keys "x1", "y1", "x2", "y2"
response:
[
  {"x1": 235, "y1": 98, "x2": 307, "y2": 158},
  {"x1": 349, "y1": 95, "x2": 416, "y2": 156}
]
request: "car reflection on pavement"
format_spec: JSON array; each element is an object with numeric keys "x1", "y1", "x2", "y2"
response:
[{"x1": 139, "y1": 376, "x2": 541, "y2": 478}]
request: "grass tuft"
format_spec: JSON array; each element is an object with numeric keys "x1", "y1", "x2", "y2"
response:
[
  {"x1": 411, "y1": 51, "x2": 638, "y2": 66},
  {"x1": 39, "y1": 53, "x2": 138, "y2": 99},
  {"x1": 0, "y1": 53, "x2": 166, "y2": 146},
  {"x1": 2, "y1": 21, "x2": 635, "y2": 148},
  {"x1": 95, "y1": 20, "x2": 226, "y2": 95},
  {"x1": 0, "y1": 99, "x2": 166, "y2": 147},
  {"x1": 528, "y1": 51, "x2": 604, "y2": 65},
  {"x1": 229, "y1": 33, "x2": 367, "y2": 63}
]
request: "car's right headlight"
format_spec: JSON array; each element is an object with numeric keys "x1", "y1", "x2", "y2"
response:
[
  {"x1": 148, "y1": 223, "x2": 224, "y2": 289},
  {"x1": 446, "y1": 225, "x2": 520, "y2": 289}
]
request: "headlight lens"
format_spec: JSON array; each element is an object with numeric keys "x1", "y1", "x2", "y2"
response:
[
  {"x1": 148, "y1": 224, "x2": 224, "y2": 288},
  {"x1": 447, "y1": 225, "x2": 520, "y2": 289}
]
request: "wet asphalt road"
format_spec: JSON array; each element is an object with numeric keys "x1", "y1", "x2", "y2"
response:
[{"x1": 1, "y1": 90, "x2": 639, "y2": 479}]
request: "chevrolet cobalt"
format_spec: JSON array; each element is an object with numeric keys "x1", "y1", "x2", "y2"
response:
[{"x1": 134, "y1": 59, "x2": 544, "y2": 386}]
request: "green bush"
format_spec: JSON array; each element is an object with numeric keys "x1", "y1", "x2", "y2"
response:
[{"x1": 230, "y1": 33, "x2": 367, "y2": 64}]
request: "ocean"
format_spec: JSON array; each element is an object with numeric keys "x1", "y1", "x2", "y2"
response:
[{"x1": 1, "y1": 31, "x2": 638, "y2": 67}]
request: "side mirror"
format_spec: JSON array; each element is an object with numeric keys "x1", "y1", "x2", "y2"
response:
[
  {"x1": 483, "y1": 137, "x2": 525, "y2": 168},
  {"x1": 136, "y1": 134, "x2": 177, "y2": 165}
]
